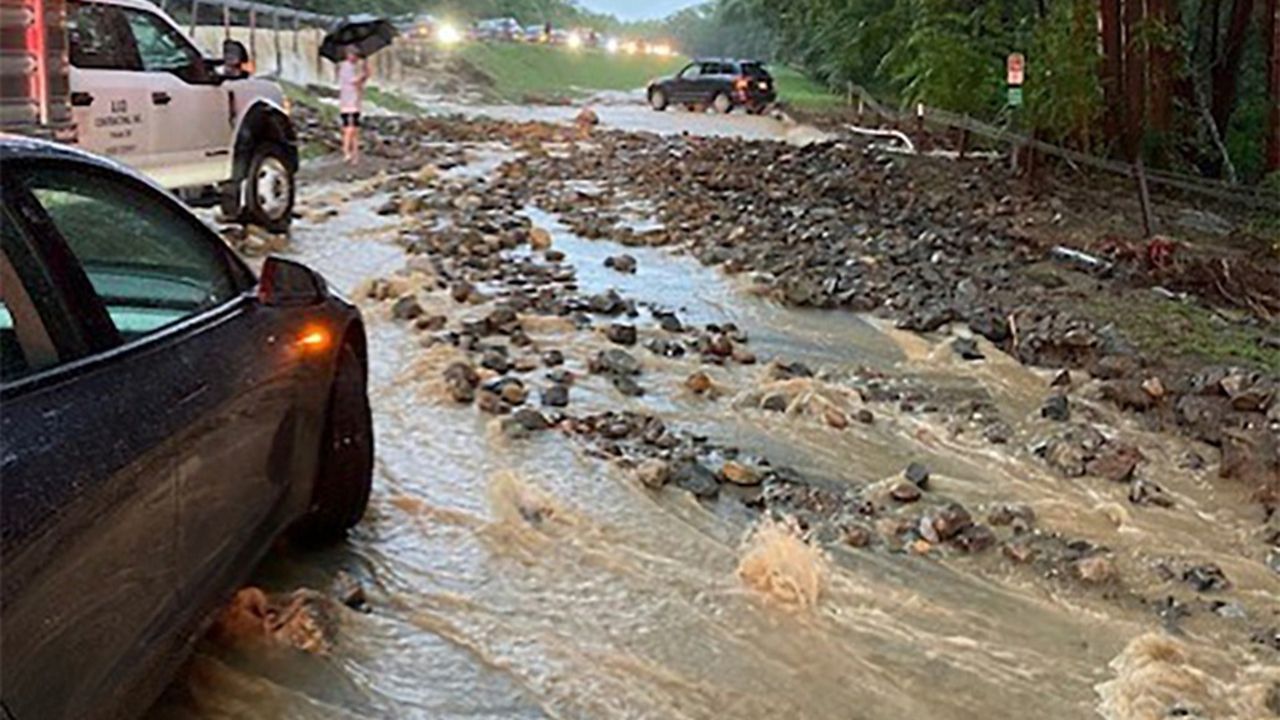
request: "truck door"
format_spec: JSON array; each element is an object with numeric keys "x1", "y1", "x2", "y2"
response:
[
  {"x1": 117, "y1": 5, "x2": 232, "y2": 189},
  {"x1": 66, "y1": 0, "x2": 154, "y2": 167}
]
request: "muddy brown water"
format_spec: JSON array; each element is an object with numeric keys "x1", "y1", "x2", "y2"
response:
[{"x1": 150, "y1": 143, "x2": 1279, "y2": 720}]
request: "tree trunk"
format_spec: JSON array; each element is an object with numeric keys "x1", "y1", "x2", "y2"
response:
[
  {"x1": 1149, "y1": 0, "x2": 1174, "y2": 135},
  {"x1": 1101, "y1": 0, "x2": 1124, "y2": 145},
  {"x1": 1123, "y1": 0, "x2": 1147, "y2": 159},
  {"x1": 1267, "y1": 0, "x2": 1279, "y2": 172},
  {"x1": 1211, "y1": 0, "x2": 1257, "y2": 134}
]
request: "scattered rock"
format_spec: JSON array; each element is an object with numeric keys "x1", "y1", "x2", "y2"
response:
[
  {"x1": 952, "y1": 337, "x2": 985, "y2": 361},
  {"x1": 541, "y1": 384, "x2": 570, "y2": 408},
  {"x1": 606, "y1": 323, "x2": 638, "y2": 346},
  {"x1": 391, "y1": 295, "x2": 423, "y2": 321},
  {"x1": 721, "y1": 461, "x2": 761, "y2": 486},
  {"x1": 1041, "y1": 393, "x2": 1070, "y2": 422},
  {"x1": 951, "y1": 524, "x2": 996, "y2": 553},
  {"x1": 671, "y1": 460, "x2": 720, "y2": 499},
  {"x1": 904, "y1": 462, "x2": 930, "y2": 488},
  {"x1": 1075, "y1": 555, "x2": 1115, "y2": 584},
  {"x1": 1086, "y1": 444, "x2": 1143, "y2": 483},
  {"x1": 590, "y1": 348, "x2": 641, "y2": 376},
  {"x1": 588, "y1": 290, "x2": 626, "y2": 315},
  {"x1": 612, "y1": 376, "x2": 645, "y2": 397},
  {"x1": 543, "y1": 349, "x2": 565, "y2": 367},
  {"x1": 636, "y1": 459, "x2": 671, "y2": 489},
  {"x1": 854, "y1": 408, "x2": 875, "y2": 425},
  {"x1": 529, "y1": 227, "x2": 553, "y2": 250},
  {"x1": 823, "y1": 407, "x2": 849, "y2": 429},
  {"x1": 1182, "y1": 564, "x2": 1229, "y2": 592},
  {"x1": 510, "y1": 407, "x2": 549, "y2": 432},
  {"x1": 604, "y1": 254, "x2": 637, "y2": 274},
  {"x1": 890, "y1": 482, "x2": 922, "y2": 503},
  {"x1": 685, "y1": 371, "x2": 713, "y2": 395}
]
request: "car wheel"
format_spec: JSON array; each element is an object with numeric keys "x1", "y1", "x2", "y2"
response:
[
  {"x1": 712, "y1": 92, "x2": 733, "y2": 114},
  {"x1": 296, "y1": 343, "x2": 373, "y2": 542},
  {"x1": 649, "y1": 87, "x2": 668, "y2": 111},
  {"x1": 244, "y1": 143, "x2": 295, "y2": 234}
]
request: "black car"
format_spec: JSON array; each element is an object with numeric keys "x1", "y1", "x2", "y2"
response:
[
  {"x1": 0, "y1": 137, "x2": 373, "y2": 720},
  {"x1": 647, "y1": 59, "x2": 777, "y2": 114}
]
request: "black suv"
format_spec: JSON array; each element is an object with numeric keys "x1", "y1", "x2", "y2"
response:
[{"x1": 647, "y1": 59, "x2": 777, "y2": 114}]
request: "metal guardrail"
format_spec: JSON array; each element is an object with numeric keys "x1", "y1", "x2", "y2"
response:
[
  {"x1": 839, "y1": 81, "x2": 1280, "y2": 211},
  {"x1": 158, "y1": 0, "x2": 336, "y2": 33}
]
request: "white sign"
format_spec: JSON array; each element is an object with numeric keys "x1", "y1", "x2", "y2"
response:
[{"x1": 1007, "y1": 53, "x2": 1025, "y2": 86}]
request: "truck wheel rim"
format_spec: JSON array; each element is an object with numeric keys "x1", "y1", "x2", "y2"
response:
[{"x1": 256, "y1": 156, "x2": 291, "y2": 219}]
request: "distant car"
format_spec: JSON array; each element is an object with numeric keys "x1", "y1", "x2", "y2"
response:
[
  {"x1": 0, "y1": 137, "x2": 373, "y2": 720},
  {"x1": 523, "y1": 24, "x2": 546, "y2": 43},
  {"x1": 648, "y1": 59, "x2": 777, "y2": 114},
  {"x1": 396, "y1": 12, "x2": 437, "y2": 40},
  {"x1": 473, "y1": 17, "x2": 521, "y2": 41}
]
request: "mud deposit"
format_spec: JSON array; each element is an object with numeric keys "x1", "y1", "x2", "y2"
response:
[{"x1": 152, "y1": 117, "x2": 1278, "y2": 720}]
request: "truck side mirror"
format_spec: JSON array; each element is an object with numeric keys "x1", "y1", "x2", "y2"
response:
[{"x1": 222, "y1": 40, "x2": 251, "y2": 78}]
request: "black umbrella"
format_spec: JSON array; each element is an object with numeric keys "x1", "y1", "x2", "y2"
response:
[{"x1": 320, "y1": 14, "x2": 398, "y2": 62}]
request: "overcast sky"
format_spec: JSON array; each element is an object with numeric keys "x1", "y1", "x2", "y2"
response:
[{"x1": 577, "y1": 0, "x2": 705, "y2": 21}]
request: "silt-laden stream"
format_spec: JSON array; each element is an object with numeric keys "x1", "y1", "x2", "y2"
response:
[{"x1": 149, "y1": 138, "x2": 1279, "y2": 720}]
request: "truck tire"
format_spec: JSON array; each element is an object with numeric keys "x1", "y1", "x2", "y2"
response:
[
  {"x1": 649, "y1": 87, "x2": 668, "y2": 111},
  {"x1": 296, "y1": 343, "x2": 373, "y2": 542},
  {"x1": 712, "y1": 92, "x2": 733, "y2": 114},
  {"x1": 243, "y1": 143, "x2": 295, "y2": 233}
]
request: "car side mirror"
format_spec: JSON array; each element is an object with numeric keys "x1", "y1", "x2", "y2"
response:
[{"x1": 258, "y1": 256, "x2": 326, "y2": 306}]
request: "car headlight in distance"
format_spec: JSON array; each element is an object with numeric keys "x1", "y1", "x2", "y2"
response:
[
  {"x1": 605, "y1": 37, "x2": 619, "y2": 54},
  {"x1": 436, "y1": 22, "x2": 462, "y2": 45},
  {"x1": 566, "y1": 31, "x2": 583, "y2": 49}
]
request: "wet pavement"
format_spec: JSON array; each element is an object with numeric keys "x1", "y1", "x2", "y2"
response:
[{"x1": 149, "y1": 111, "x2": 1279, "y2": 720}]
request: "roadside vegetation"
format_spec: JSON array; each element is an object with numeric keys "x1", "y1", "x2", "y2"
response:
[
  {"x1": 665, "y1": 0, "x2": 1280, "y2": 188},
  {"x1": 455, "y1": 43, "x2": 685, "y2": 101}
]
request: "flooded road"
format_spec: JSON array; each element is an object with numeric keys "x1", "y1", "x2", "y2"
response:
[{"x1": 151, "y1": 127, "x2": 1278, "y2": 720}]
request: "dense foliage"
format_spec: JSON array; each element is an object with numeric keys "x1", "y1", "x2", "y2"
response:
[{"x1": 667, "y1": 0, "x2": 1279, "y2": 183}]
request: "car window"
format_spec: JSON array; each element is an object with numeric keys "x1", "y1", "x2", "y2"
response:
[
  {"x1": 741, "y1": 62, "x2": 770, "y2": 79},
  {"x1": 121, "y1": 8, "x2": 199, "y2": 73},
  {"x1": 22, "y1": 166, "x2": 242, "y2": 340},
  {"x1": 68, "y1": 1, "x2": 140, "y2": 71},
  {"x1": 699, "y1": 63, "x2": 721, "y2": 76}
]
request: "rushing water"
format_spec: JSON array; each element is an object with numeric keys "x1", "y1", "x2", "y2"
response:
[{"x1": 150, "y1": 145, "x2": 1279, "y2": 720}]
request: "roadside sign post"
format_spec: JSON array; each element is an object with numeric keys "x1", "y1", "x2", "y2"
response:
[{"x1": 1007, "y1": 52, "x2": 1025, "y2": 173}]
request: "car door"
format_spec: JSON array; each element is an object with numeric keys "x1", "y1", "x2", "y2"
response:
[
  {"x1": 15, "y1": 159, "x2": 319, "y2": 607},
  {"x1": 117, "y1": 5, "x2": 233, "y2": 189},
  {"x1": 670, "y1": 62, "x2": 701, "y2": 103},
  {"x1": 66, "y1": 0, "x2": 155, "y2": 166},
  {"x1": 1, "y1": 158, "x2": 313, "y2": 717},
  {"x1": 1, "y1": 174, "x2": 181, "y2": 720}
]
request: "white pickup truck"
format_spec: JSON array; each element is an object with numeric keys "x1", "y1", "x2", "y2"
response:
[{"x1": 1, "y1": 0, "x2": 297, "y2": 231}]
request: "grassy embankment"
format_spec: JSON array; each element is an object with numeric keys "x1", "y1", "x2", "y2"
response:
[{"x1": 454, "y1": 42, "x2": 685, "y2": 102}]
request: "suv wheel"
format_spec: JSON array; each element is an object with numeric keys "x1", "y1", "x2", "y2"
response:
[
  {"x1": 244, "y1": 143, "x2": 295, "y2": 233},
  {"x1": 649, "y1": 87, "x2": 668, "y2": 111},
  {"x1": 712, "y1": 92, "x2": 733, "y2": 114},
  {"x1": 295, "y1": 343, "x2": 373, "y2": 542}
]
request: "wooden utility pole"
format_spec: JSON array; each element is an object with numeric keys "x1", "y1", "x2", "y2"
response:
[{"x1": 1267, "y1": 0, "x2": 1279, "y2": 172}]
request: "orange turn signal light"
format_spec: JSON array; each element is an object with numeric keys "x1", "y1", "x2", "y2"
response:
[{"x1": 296, "y1": 325, "x2": 331, "y2": 352}]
